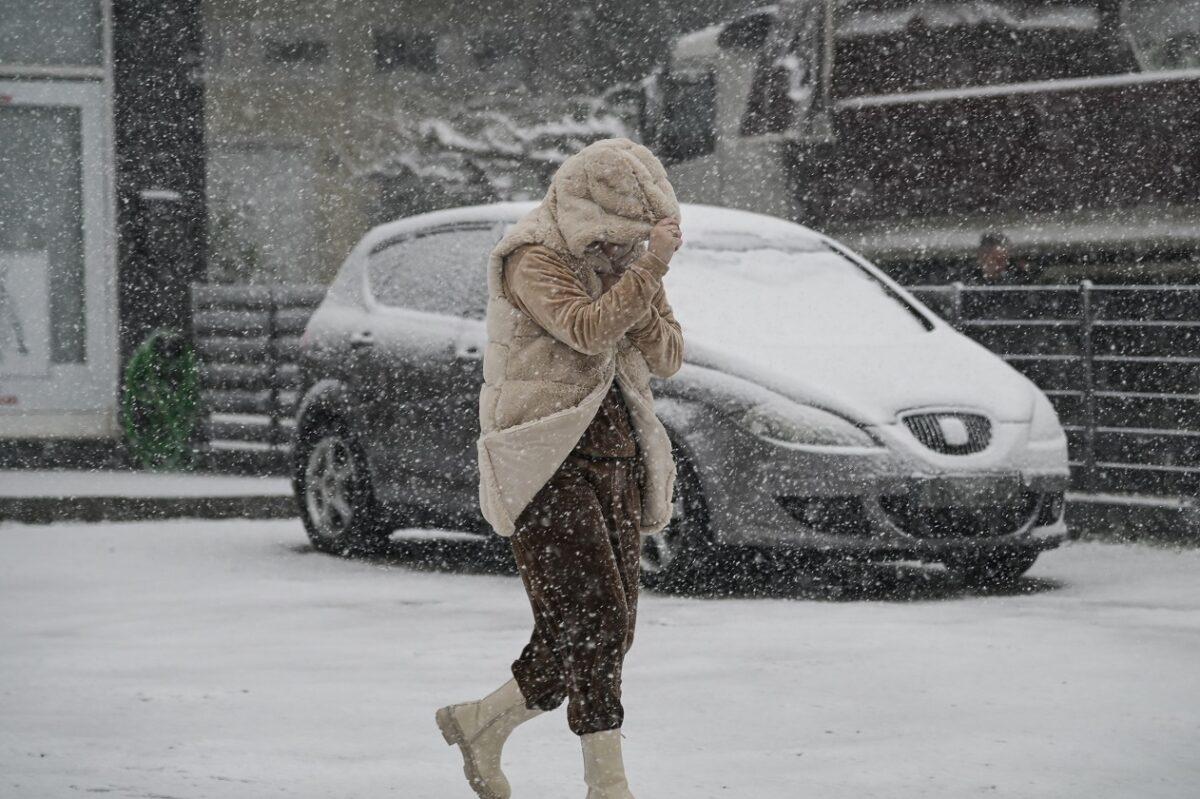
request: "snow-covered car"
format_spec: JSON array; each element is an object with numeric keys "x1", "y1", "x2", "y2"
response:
[{"x1": 293, "y1": 202, "x2": 1070, "y2": 587}]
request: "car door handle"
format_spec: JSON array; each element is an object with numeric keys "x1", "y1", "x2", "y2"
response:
[
  {"x1": 349, "y1": 331, "x2": 375, "y2": 348},
  {"x1": 455, "y1": 344, "x2": 482, "y2": 360}
]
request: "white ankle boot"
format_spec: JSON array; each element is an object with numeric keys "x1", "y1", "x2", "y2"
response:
[
  {"x1": 581, "y1": 729, "x2": 636, "y2": 799},
  {"x1": 436, "y1": 678, "x2": 542, "y2": 799}
]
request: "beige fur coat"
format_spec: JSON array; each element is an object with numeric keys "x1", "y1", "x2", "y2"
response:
[{"x1": 477, "y1": 138, "x2": 682, "y2": 537}]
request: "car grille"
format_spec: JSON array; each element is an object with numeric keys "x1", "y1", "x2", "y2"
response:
[
  {"x1": 903, "y1": 412, "x2": 991, "y2": 455},
  {"x1": 879, "y1": 491, "x2": 1042, "y2": 539}
]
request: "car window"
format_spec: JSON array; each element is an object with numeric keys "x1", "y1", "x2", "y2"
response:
[{"x1": 367, "y1": 225, "x2": 497, "y2": 318}]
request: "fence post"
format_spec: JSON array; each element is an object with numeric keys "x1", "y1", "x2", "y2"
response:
[
  {"x1": 267, "y1": 288, "x2": 281, "y2": 448},
  {"x1": 188, "y1": 283, "x2": 209, "y2": 466},
  {"x1": 951, "y1": 281, "x2": 964, "y2": 329},
  {"x1": 1080, "y1": 280, "x2": 1098, "y2": 493}
]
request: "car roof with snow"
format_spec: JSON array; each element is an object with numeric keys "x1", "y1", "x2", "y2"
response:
[
  {"x1": 355, "y1": 201, "x2": 828, "y2": 256},
  {"x1": 329, "y1": 200, "x2": 1048, "y2": 425}
]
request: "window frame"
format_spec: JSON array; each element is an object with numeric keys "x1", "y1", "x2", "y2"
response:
[{"x1": 0, "y1": 78, "x2": 119, "y2": 436}]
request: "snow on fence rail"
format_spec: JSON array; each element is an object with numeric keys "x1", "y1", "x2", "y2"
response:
[
  {"x1": 190, "y1": 284, "x2": 326, "y2": 471},
  {"x1": 909, "y1": 282, "x2": 1200, "y2": 499},
  {"x1": 191, "y1": 281, "x2": 1200, "y2": 498}
]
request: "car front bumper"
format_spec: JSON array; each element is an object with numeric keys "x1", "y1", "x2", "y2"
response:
[{"x1": 685, "y1": 417, "x2": 1070, "y2": 560}]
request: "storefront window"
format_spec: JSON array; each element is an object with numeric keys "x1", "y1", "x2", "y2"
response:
[
  {"x1": 0, "y1": 0, "x2": 102, "y2": 67},
  {"x1": 0, "y1": 105, "x2": 86, "y2": 367}
]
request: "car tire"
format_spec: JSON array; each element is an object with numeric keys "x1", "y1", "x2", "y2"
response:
[
  {"x1": 946, "y1": 548, "x2": 1039, "y2": 586},
  {"x1": 294, "y1": 418, "x2": 391, "y2": 556},
  {"x1": 640, "y1": 449, "x2": 716, "y2": 593}
]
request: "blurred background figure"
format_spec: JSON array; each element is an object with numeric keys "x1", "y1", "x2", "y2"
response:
[
  {"x1": 975, "y1": 231, "x2": 1038, "y2": 285},
  {"x1": 976, "y1": 231, "x2": 1013, "y2": 283}
]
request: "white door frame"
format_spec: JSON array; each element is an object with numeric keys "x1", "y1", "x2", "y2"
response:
[{"x1": 0, "y1": 79, "x2": 118, "y2": 438}]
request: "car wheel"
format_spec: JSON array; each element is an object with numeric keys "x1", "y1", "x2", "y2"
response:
[
  {"x1": 294, "y1": 419, "x2": 390, "y2": 556},
  {"x1": 640, "y1": 450, "x2": 715, "y2": 592},
  {"x1": 946, "y1": 548, "x2": 1039, "y2": 586}
]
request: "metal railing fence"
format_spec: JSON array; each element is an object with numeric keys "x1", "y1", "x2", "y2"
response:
[{"x1": 909, "y1": 282, "x2": 1200, "y2": 499}]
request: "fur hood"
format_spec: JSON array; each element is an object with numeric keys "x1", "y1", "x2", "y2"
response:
[{"x1": 490, "y1": 138, "x2": 680, "y2": 271}]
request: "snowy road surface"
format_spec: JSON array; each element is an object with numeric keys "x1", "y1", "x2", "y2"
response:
[{"x1": 1, "y1": 520, "x2": 1198, "y2": 799}]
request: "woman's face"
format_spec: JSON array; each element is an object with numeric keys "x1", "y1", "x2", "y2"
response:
[{"x1": 588, "y1": 241, "x2": 633, "y2": 261}]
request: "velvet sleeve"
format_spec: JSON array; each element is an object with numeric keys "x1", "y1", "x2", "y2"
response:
[
  {"x1": 625, "y1": 281, "x2": 684, "y2": 378},
  {"x1": 503, "y1": 246, "x2": 669, "y2": 357}
]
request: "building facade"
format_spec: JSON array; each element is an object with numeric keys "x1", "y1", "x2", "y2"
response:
[
  {"x1": 200, "y1": 0, "x2": 752, "y2": 285},
  {"x1": 0, "y1": 0, "x2": 206, "y2": 442}
]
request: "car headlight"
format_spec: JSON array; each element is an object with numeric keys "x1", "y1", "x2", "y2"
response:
[
  {"x1": 1029, "y1": 390, "x2": 1065, "y2": 442},
  {"x1": 739, "y1": 402, "x2": 877, "y2": 450}
]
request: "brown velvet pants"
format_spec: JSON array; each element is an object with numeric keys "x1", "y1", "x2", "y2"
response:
[{"x1": 509, "y1": 452, "x2": 643, "y2": 736}]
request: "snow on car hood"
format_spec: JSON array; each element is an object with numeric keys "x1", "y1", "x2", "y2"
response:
[{"x1": 664, "y1": 241, "x2": 1036, "y2": 425}]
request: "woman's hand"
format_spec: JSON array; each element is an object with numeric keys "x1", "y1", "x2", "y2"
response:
[
  {"x1": 648, "y1": 217, "x2": 682, "y2": 265},
  {"x1": 598, "y1": 271, "x2": 622, "y2": 293}
]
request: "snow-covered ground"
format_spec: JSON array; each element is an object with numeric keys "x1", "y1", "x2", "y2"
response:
[
  {"x1": 0, "y1": 471, "x2": 291, "y2": 498},
  {"x1": 2, "y1": 519, "x2": 1198, "y2": 798}
]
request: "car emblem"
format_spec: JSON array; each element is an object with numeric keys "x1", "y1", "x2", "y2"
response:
[{"x1": 937, "y1": 415, "x2": 971, "y2": 447}]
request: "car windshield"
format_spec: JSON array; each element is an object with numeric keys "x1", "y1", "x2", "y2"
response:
[{"x1": 667, "y1": 237, "x2": 932, "y2": 350}]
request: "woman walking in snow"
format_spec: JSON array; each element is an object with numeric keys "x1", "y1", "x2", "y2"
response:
[{"x1": 436, "y1": 138, "x2": 684, "y2": 798}]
